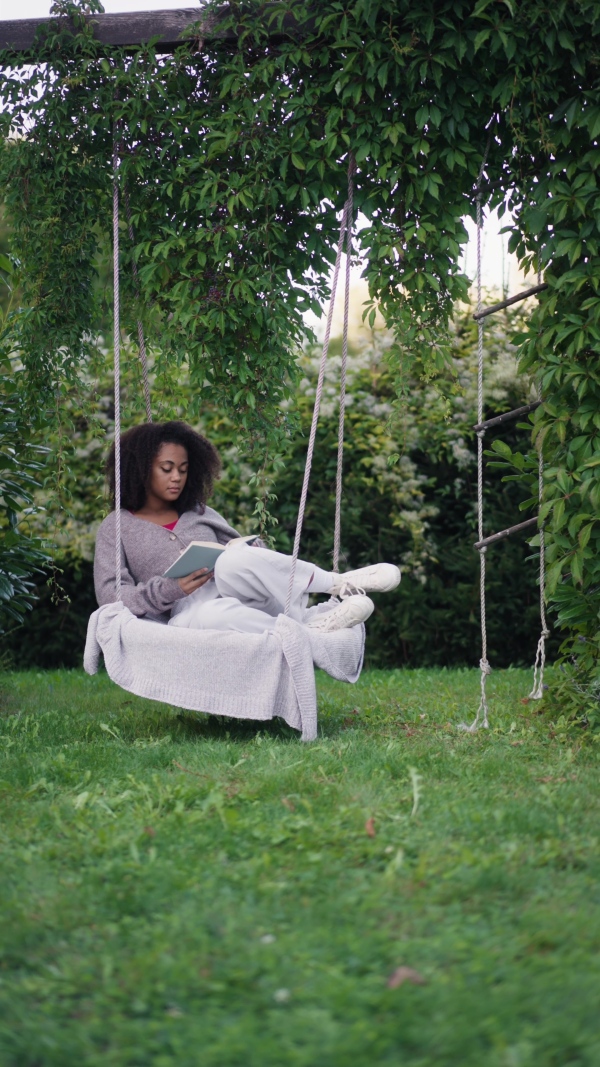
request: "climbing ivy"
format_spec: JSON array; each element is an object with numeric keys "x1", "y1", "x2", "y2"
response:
[
  {"x1": 0, "y1": 255, "x2": 50, "y2": 631},
  {"x1": 1, "y1": 0, "x2": 600, "y2": 692}
]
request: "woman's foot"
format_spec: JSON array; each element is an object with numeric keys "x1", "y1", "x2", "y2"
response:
[
  {"x1": 306, "y1": 594, "x2": 374, "y2": 632},
  {"x1": 329, "y1": 563, "x2": 400, "y2": 598}
]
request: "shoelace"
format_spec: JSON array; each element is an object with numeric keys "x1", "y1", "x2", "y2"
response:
[{"x1": 336, "y1": 581, "x2": 366, "y2": 600}]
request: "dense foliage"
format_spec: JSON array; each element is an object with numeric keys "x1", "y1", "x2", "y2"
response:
[
  {"x1": 1, "y1": 1, "x2": 600, "y2": 701},
  {"x1": 0, "y1": 381, "x2": 49, "y2": 635},
  {"x1": 0, "y1": 251, "x2": 50, "y2": 634}
]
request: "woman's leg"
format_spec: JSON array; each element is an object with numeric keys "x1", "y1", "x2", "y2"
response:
[
  {"x1": 171, "y1": 550, "x2": 398, "y2": 634},
  {"x1": 169, "y1": 595, "x2": 279, "y2": 634},
  {"x1": 213, "y1": 546, "x2": 333, "y2": 623}
]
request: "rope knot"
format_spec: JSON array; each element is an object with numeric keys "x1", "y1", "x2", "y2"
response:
[{"x1": 479, "y1": 658, "x2": 492, "y2": 676}]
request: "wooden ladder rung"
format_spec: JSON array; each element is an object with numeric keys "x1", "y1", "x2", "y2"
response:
[
  {"x1": 474, "y1": 400, "x2": 541, "y2": 433},
  {"x1": 474, "y1": 516, "x2": 538, "y2": 551},
  {"x1": 473, "y1": 283, "x2": 548, "y2": 321}
]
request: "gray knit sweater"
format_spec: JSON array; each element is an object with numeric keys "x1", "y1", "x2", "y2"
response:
[{"x1": 94, "y1": 506, "x2": 240, "y2": 621}]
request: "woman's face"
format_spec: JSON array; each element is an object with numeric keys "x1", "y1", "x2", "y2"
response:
[{"x1": 148, "y1": 442, "x2": 189, "y2": 506}]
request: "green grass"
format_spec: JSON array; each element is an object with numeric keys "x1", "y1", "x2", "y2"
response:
[{"x1": 0, "y1": 667, "x2": 599, "y2": 1067}]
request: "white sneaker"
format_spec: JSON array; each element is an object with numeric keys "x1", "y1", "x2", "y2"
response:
[
  {"x1": 306, "y1": 594, "x2": 374, "y2": 632},
  {"x1": 329, "y1": 563, "x2": 401, "y2": 598}
]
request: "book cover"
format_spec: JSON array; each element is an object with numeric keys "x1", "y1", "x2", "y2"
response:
[{"x1": 163, "y1": 535, "x2": 259, "y2": 580}]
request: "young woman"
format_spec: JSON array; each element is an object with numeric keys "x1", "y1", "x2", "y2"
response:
[{"x1": 94, "y1": 421, "x2": 400, "y2": 634}]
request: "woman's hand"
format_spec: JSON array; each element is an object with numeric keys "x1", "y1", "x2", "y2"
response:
[{"x1": 177, "y1": 569, "x2": 213, "y2": 595}]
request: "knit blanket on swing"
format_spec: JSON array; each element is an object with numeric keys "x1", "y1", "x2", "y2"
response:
[{"x1": 84, "y1": 602, "x2": 365, "y2": 741}]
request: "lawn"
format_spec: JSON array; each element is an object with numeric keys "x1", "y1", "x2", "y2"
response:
[{"x1": 0, "y1": 666, "x2": 599, "y2": 1067}]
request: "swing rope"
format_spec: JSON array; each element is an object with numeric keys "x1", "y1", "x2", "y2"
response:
[
  {"x1": 284, "y1": 155, "x2": 355, "y2": 615},
  {"x1": 113, "y1": 138, "x2": 122, "y2": 600},
  {"x1": 112, "y1": 94, "x2": 151, "y2": 424},
  {"x1": 529, "y1": 424, "x2": 549, "y2": 698},
  {"x1": 460, "y1": 149, "x2": 491, "y2": 733},
  {"x1": 333, "y1": 154, "x2": 356, "y2": 573},
  {"x1": 124, "y1": 189, "x2": 152, "y2": 424},
  {"x1": 529, "y1": 272, "x2": 549, "y2": 699},
  {"x1": 473, "y1": 179, "x2": 492, "y2": 728}
]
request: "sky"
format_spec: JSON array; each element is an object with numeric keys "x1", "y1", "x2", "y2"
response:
[
  {"x1": 0, "y1": 0, "x2": 201, "y2": 16},
  {"x1": 312, "y1": 209, "x2": 524, "y2": 341},
  {"x1": 2, "y1": 0, "x2": 528, "y2": 334}
]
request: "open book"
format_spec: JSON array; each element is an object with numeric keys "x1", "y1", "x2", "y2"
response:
[{"x1": 163, "y1": 535, "x2": 260, "y2": 580}]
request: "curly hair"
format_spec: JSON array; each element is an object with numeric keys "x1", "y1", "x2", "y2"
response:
[{"x1": 106, "y1": 421, "x2": 222, "y2": 515}]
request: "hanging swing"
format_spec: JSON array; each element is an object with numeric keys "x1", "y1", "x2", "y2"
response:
[
  {"x1": 460, "y1": 149, "x2": 549, "y2": 733},
  {"x1": 84, "y1": 153, "x2": 365, "y2": 741}
]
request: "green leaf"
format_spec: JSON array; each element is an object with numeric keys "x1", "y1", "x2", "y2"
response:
[
  {"x1": 557, "y1": 29, "x2": 576, "y2": 52},
  {"x1": 377, "y1": 63, "x2": 389, "y2": 89},
  {"x1": 0, "y1": 575, "x2": 14, "y2": 600},
  {"x1": 526, "y1": 209, "x2": 547, "y2": 236},
  {"x1": 586, "y1": 107, "x2": 600, "y2": 141},
  {"x1": 579, "y1": 522, "x2": 594, "y2": 550},
  {"x1": 474, "y1": 29, "x2": 492, "y2": 53},
  {"x1": 571, "y1": 550, "x2": 584, "y2": 584}
]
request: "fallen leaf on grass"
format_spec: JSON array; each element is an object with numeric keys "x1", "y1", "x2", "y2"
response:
[
  {"x1": 143, "y1": 826, "x2": 155, "y2": 837},
  {"x1": 536, "y1": 774, "x2": 577, "y2": 783},
  {"x1": 365, "y1": 817, "x2": 376, "y2": 838},
  {"x1": 510, "y1": 741, "x2": 525, "y2": 746},
  {"x1": 172, "y1": 761, "x2": 208, "y2": 779},
  {"x1": 281, "y1": 796, "x2": 295, "y2": 812},
  {"x1": 387, "y1": 966, "x2": 425, "y2": 989}
]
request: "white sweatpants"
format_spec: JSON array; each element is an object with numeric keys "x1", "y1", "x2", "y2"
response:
[{"x1": 168, "y1": 545, "x2": 334, "y2": 634}]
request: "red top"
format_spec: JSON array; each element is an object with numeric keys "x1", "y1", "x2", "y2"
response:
[{"x1": 129, "y1": 512, "x2": 178, "y2": 531}]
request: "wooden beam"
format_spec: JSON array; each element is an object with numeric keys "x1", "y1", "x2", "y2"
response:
[
  {"x1": 474, "y1": 516, "x2": 538, "y2": 551},
  {"x1": 0, "y1": 7, "x2": 238, "y2": 55},
  {"x1": 473, "y1": 282, "x2": 548, "y2": 322},
  {"x1": 473, "y1": 400, "x2": 541, "y2": 434}
]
